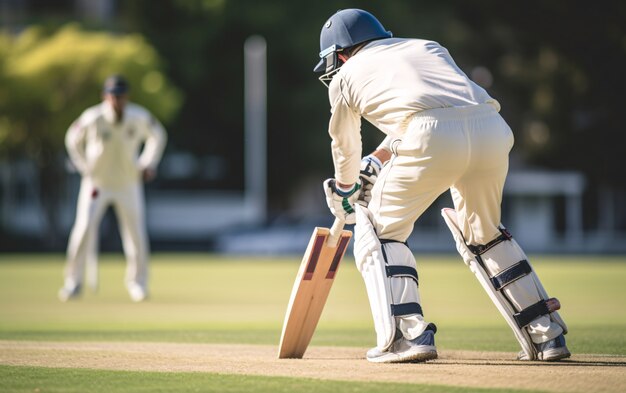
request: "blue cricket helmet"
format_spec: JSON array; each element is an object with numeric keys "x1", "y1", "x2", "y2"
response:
[{"x1": 313, "y1": 9, "x2": 392, "y2": 73}]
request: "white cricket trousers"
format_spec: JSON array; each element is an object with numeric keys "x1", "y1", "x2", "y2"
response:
[
  {"x1": 64, "y1": 179, "x2": 149, "y2": 291},
  {"x1": 370, "y1": 104, "x2": 514, "y2": 245}
]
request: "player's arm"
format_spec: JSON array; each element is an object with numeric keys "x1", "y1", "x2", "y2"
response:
[
  {"x1": 360, "y1": 137, "x2": 393, "y2": 187},
  {"x1": 65, "y1": 118, "x2": 89, "y2": 175},
  {"x1": 137, "y1": 113, "x2": 167, "y2": 182},
  {"x1": 322, "y1": 76, "x2": 364, "y2": 223},
  {"x1": 372, "y1": 135, "x2": 394, "y2": 164},
  {"x1": 357, "y1": 142, "x2": 392, "y2": 208},
  {"x1": 327, "y1": 76, "x2": 362, "y2": 188}
]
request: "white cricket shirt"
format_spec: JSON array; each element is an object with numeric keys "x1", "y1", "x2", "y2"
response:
[
  {"x1": 65, "y1": 101, "x2": 167, "y2": 188},
  {"x1": 327, "y1": 37, "x2": 500, "y2": 185}
]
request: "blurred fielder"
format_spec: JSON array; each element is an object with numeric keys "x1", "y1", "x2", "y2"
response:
[
  {"x1": 315, "y1": 9, "x2": 570, "y2": 363},
  {"x1": 59, "y1": 75, "x2": 167, "y2": 302}
]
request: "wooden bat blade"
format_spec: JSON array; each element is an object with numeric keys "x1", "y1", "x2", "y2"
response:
[{"x1": 277, "y1": 226, "x2": 351, "y2": 359}]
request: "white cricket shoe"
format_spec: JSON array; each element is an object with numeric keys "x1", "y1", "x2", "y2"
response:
[
  {"x1": 58, "y1": 284, "x2": 81, "y2": 302},
  {"x1": 127, "y1": 283, "x2": 148, "y2": 302},
  {"x1": 366, "y1": 323, "x2": 438, "y2": 363},
  {"x1": 518, "y1": 333, "x2": 571, "y2": 361}
]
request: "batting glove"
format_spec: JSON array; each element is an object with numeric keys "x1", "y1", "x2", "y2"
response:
[
  {"x1": 357, "y1": 155, "x2": 382, "y2": 207},
  {"x1": 323, "y1": 178, "x2": 362, "y2": 225}
]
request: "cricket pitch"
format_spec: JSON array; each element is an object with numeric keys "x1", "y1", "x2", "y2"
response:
[{"x1": 1, "y1": 341, "x2": 625, "y2": 393}]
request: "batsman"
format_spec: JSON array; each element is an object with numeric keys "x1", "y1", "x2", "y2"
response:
[{"x1": 315, "y1": 9, "x2": 570, "y2": 363}]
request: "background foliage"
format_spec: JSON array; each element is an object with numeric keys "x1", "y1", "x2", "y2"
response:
[
  {"x1": 118, "y1": 0, "x2": 626, "y2": 210},
  {"x1": 0, "y1": 23, "x2": 180, "y2": 160},
  {"x1": 1, "y1": 0, "x2": 625, "y2": 223},
  {"x1": 0, "y1": 23, "x2": 181, "y2": 244}
]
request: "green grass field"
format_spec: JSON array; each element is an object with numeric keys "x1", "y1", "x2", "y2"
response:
[{"x1": 1, "y1": 253, "x2": 625, "y2": 392}]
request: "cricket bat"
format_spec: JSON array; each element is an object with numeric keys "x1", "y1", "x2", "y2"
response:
[{"x1": 278, "y1": 218, "x2": 352, "y2": 359}]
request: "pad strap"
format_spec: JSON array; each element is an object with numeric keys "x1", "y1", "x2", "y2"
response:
[
  {"x1": 490, "y1": 260, "x2": 532, "y2": 290},
  {"x1": 468, "y1": 227, "x2": 513, "y2": 255},
  {"x1": 386, "y1": 266, "x2": 418, "y2": 283},
  {"x1": 381, "y1": 241, "x2": 423, "y2": 317},
  {"x1": 380, "y1": 239, "x2": 409, "y2": 246},
  {"x1": 391, "y1": 302, "x2": 423, "y2": 316},
  {"x1": 513, "y1": 300, "x2": 550, "y2": 328}
]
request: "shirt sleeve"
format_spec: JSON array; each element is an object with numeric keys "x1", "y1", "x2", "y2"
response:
[
  {"x1": 137, "y1": 114, "x2": 167, "y2": 170},
  {"x1": 327, "y1": 76, "x2": 362, "y2": 186},
  {"x1": 376, "y1": 135, "x2": 395, "y2": 153},
  {"x1": 64, "y1": 117, "x2": 89, "y2": 175}
]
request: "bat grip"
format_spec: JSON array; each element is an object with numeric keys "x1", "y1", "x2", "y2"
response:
[{"x1": 327, "y1": 218, "x2": 345, "y2": 248}]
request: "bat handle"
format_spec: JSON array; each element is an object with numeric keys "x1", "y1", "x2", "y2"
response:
[{"x1": 327, "y1": 218, "x2": 345, "y2": 248}]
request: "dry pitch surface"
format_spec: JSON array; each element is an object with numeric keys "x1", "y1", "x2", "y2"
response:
[{"x1": 1, "y1": 341, "x2": 625, "y2": 392}]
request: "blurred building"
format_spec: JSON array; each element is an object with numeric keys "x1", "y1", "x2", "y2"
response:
[{"x1": 3, "y1": 153, "x2": 626, "y2": 254}]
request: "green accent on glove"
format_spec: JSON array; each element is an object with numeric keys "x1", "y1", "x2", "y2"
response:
[{"x1": 342, "y1": 198, "x2": 355, "y2": 214}]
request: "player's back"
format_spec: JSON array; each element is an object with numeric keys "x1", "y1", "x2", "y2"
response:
[{"x1": 335, "y1": 38, "x2": 498, "y2": 137}]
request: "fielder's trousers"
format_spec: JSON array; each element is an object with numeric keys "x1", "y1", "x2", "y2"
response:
[{"x1": 64, "y1": 178, "x2": 149, "y2": 291}]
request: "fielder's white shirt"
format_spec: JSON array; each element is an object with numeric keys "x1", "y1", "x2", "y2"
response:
[
  {"x1": 65, "y1": 101, "x2": 167, "y2": 188},
  {"x1": 327, "y1": 37, "x2": 500, "y2": 185}
]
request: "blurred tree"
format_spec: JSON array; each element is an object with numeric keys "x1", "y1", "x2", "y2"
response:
[
  {"x1": 4, "y1": 0, "x2": 626, "y2": 229},
  {"x1": 0, "y1": 23, "x2": 182, "y2": 246},
  {"x1": 451, "y1": 0, "x2": 626, "y2": 229}
]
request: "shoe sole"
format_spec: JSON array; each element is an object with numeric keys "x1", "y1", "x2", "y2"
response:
[
  {"x1": 540, "y1": 348, "x2": 571, "y2": 362},
  {"x1": 367, "y1": 347, "x2": 438, "y2": 364},
  {"x1": 58, "y1": 290, "x2": 80, "y2": 302},
  {"x1": 518, "y1": 348, "x2": 572, "y2": 361},
  {"x1": 130, "y1": 294, "x2": 148, "y2": 302},
  {"x1": 405, "y1": 350, "x2": 439, "y2": 363}
]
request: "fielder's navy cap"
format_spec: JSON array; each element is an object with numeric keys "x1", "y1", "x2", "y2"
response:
[{"x1": 103, "y1": 75, "x2": 129, "y2": 95}]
